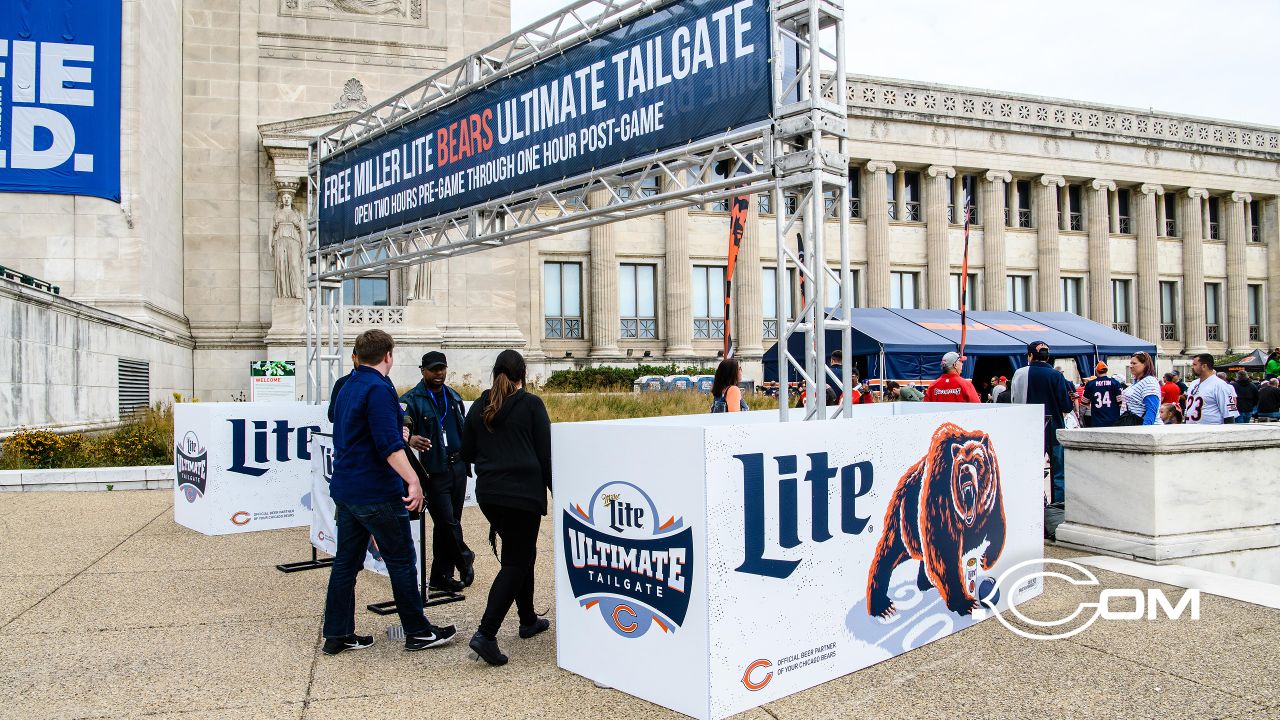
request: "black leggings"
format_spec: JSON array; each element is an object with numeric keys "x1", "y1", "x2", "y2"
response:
[{"x1": 477, "y1": 503, "x2": 542, "y2": 639}]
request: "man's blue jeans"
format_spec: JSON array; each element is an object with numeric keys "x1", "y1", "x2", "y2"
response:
[
  {"x1": 1049, "y1": 443, "x2": 1066, "y2": 505},
  {"x1": 323, "y1": 499, "x2": 430, "y2": 639}
]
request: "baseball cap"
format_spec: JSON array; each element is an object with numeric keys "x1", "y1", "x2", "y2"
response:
[
  {"x1": 420, "y1": 351, "x2": 447, "y2": 369},
  {"x1": 1095, "y1": 362, "x2": 1108, "y2": 374},
  {"x1": 941, "y1": 351, "x2": 961, "y2": 370}
]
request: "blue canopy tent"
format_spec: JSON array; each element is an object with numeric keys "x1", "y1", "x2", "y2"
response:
[{"x1": 762, "y1": 308, "x2": 1159, "y2": 385}]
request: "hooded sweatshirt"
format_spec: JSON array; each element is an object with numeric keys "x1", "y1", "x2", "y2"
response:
[{"x1": 460, "y1": 388, "x2": 553, "y2": 515}]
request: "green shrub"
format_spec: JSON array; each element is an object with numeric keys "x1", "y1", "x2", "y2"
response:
[{"x1": 0, "y1": 403, "x2": 174, "y2": 470}]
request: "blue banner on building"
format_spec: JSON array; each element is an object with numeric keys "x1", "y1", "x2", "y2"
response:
[
  {"x1": 319, "y1": 0, "x2": 771, "y2": 247},
  {"x1": 0, "y1": 1, "x2": 122, "y2": 202}
]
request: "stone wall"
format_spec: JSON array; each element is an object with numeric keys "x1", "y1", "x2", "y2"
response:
[{"x1": 1, "y1": 280, "x2": 193, "y2": 435}]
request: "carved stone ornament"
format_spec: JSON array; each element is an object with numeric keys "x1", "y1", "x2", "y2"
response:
[
  {"x1": 308, "y1": 0, "x2": 405, "y2": 16},
  {"x1": 334, "y1": 78, "x2": 370, "y2": 111}
]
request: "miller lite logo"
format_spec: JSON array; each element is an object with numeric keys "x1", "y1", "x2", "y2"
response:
[
  {"x1": 175, "y1": 431, "x2": 208, "y2": 503},
  {"x1": 563, "y1": 482, "x2": 693, "y2": 638},
  {"x1": 226, "y1": 419, "x2": 321, "y2": 476}
]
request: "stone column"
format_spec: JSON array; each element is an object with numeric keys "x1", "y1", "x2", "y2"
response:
[
  {"x1": 1181, "y1": 188, "x2": 1210, "y2": 354},
  {"x1": 1226, "y1": 192, "x2": 1253, "y2": 353},
  {"x1": 925, "y1": 165, "x2": 956, "y2": 309},
  {"x1": 664, "y1": 203, "x2": 693, "y2": 357},
  {"x1": 1266, "y1": 198, "x2": 1280, "y2": 346},
  {"x1": 735, "y1": 196, "x2": 764, "y2": 357},
  {"x1": 864, "y1": 161, "x2": 896, "y2": 307},
  {"x1": 1058, "y1": 184, "x2": 1070, "y2": 231},
  {"x1": 1036, "y1": 175, "x2": 1066, "y2": 312},
  {"x1": 1088, "y1": 180, "x2": 1117, "y2": 324},
  {"x1": 1135, "y1": 184, "x2": 1164, "y2": 344},
  {"x1": 893, "y1": 170, "x2": 906, "y2": 220},
  {"x1": 588, "y1": 189, "x2": 621, "y2": 357},
  {"x1": 983, "y1": 170, "x2": 1012, "y2": 310}
]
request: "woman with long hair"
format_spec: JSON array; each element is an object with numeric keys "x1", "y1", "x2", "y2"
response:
[
  {"x1": 460, "y1": 350, "x2": 552, "y2": 666},
  {"x1": 710, "y1": 358, "x2": 746, "y2": 413},
  {"x1": 1116, "y1": 351, "x2": 1160, "y2": 426}
]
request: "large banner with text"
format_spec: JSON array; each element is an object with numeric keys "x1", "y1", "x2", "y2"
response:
[
  {"x1": 553, "y1": 403, "x2": 1045, "y2": 720},
  {"x1": 173, "y1": 402, "x2": 326, "y2": 536},
  {"x1": 318, "y1": 0, "x2": 771, "y2": 246},
  {"x1": 0, "y1": 1, "x2": 121, "y2": 201}
]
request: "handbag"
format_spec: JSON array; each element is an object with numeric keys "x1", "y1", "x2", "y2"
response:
[{"x1": 1114, "y1": 412, "x2": 1143, "y2": 427}]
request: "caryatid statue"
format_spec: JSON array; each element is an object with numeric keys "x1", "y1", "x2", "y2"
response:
[{"x1": 270, "y1": 190, "x2": 306, "y2": 299}]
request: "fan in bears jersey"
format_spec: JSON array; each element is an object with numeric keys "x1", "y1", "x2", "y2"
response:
[{"x1": 1083, "y1": 363, "x2": 1123, "y2": 428}]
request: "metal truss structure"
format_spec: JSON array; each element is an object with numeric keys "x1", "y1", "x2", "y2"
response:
[{"x1": 306, "y1": 0, "x2": 852, "y2": 423}]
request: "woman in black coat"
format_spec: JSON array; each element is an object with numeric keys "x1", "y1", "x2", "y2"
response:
[{"x1": 460, "y1": 349, "x2": 552, "y2": 666}]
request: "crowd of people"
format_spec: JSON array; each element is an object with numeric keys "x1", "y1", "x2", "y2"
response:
[{"x1": 322, "y1": 330, "x2": 551, "y2": 666}]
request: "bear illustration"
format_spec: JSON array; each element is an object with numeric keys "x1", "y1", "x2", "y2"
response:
[{"x1": 866, "y1": 423, "x2": 1006, "y2": 618}]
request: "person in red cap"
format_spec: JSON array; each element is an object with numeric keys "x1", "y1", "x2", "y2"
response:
[
  {"x1": 924, "y1": 352, "x2": 980, "y2": 403},
  {"x1": 1083, "y1": 362, "x2": 1123, "y2": 427}
]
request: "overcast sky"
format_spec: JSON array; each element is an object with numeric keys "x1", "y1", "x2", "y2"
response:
[{"x1": 509, "y1": 0, "x2": 1280, "y2": 127}]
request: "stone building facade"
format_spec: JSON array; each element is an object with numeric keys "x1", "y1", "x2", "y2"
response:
[{"x1": 4, "y1": 1, "x2": 1280, "y2": 432}]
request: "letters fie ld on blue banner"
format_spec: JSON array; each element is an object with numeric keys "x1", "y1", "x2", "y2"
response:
[
  {"x1": 319, "y1": 0, "x2": 772, "y2": 247},
  {"x1": 0, "y1": 1, "x2": 122, "y2": 202}
]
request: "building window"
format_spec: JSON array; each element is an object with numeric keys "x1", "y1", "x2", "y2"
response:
[
  {"x1": 1008, "y1": 275, "x2": 1032, "y2": 312},
  {"x1": 824, "y1": 267, "x2": 860, "y2": 309},
  {"x1": 1163, "y1": 194, "x2": 1178, "y2": 237},
  {"x1": 1160, "y1": 281, "x2": 1179, "y2": 340},
  {"x1": 619, "y1": 264, "x2": 657, "y2": 339},
  {"x1": 885, "y1": 172, "x2": 897, "y2": 220},
  {"x1": 758, "y1": 192, "x2": 771, "y2": 214},
  {"x1": 902, "y1": 171, "x2": 922, "y2": 221},
  {"x1": 1205, "y1": 282, "x2": 1221, "y2": 341},
  {"x1": 848, "y1": 169, "x2": 862, "y2": 219},
  {"x1": 617, "y1": 173, "x2": 659, "y2": 201},
  {"x1": 762, "y1": 267, "x2": 787, "y2": 340},
  {"x1": 1249, "y1": 284, "x2": 1263, "y2": 341},
  {"x1": 544, "y1": 261, "x2": 583, "y2": 339},
  {"x1": 709, "y1": 164, "x2": 731, "y2": 212},
  {"x1": 1112, "y1": 279, "x2": 1131, "y2": 333},
  {"x1": 1066, "y1": 184, "x2": 1083, "y2": 231},
  {"x1": 949, "y1": 273, "x2": 979, "y2": 311},
  {"x1": 890, "y1": 271, "x2": 919, "y2": 309},
  {"x1": 692, "y1": 265, "x2": 726, "y2": 339},
  {"x1": 1249, "y1": 201, "x2": 1261, "y2": 243},
  {"x1": 342, "y1": 247, "x2": 391, "y2": 306},
  {"x1": 960, "y1": 174, "x2": 979, "y2": 224},
  {"x1": 1016, "y1": 180, "x2": 1033, "y2": 228},
  {"x1": 1116, "y1": 189, "x2": 1132, "y2": 234},
  {"x1": 1061, "y1": 277, "x2": 1083, "y2": 316},
  {"x1": 1208, "y1": 197, "x2": 1221, "y2": 240}
]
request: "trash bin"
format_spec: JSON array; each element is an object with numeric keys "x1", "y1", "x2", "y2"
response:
[
  {"x1": 665, "y1": 375, "x2": 693, "y2": 391},
  {"x1": 633, "y1": 375, "x2": 666, "y2": 393}
]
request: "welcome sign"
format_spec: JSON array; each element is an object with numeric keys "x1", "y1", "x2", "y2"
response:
[
  {"x1": 318, "y1": 0, "x2": 771, "y2": 246},
  {"x1": 0, "y1": 1, "x2": 121, "y2": 201},
  {"x1": 553, "y1": 404, "x2": 1045, "y2": 720}
]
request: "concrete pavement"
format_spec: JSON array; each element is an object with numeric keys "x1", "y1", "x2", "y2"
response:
[{"x1": 0, "y1": 490, "x2": 1276, "y2": 720}]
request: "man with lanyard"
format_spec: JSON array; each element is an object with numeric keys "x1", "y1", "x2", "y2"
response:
[
  {"x1": 1184, "y1": 353, "x2": 1239, "y2": 425},
  {"x1": 402, "y1": 351, "x2": 474, "y2": 592},
  {"x1": 1083, "y1": 362, "x2": 1123, "y2": 428}
]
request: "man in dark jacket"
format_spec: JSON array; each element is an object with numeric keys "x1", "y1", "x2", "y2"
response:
[
  {"x1": 326, "y1": 351, "x2": 358, "y2": 423},
  {"x1": 323, "y1": 330, "x2": 455, "y2": 655},
  {"x1": 402, "y1": 351, "x2": 474, "y2": 591},
  {"x1": 1258, "y1": 379, "x2": 1280, "y2": 418},
  {"x1": 1232, "y1": 371, "x2": 1259, "y2": 424},
  {"x1": 1023, "y1": 341, "x2": 1075, "y2": 508}
]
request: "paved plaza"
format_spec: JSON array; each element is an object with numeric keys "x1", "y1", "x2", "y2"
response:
[{"x1": 1, "y1": 489, "x2": 1277, "y2": 720}]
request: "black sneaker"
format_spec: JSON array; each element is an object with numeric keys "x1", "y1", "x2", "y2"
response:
[
  {"x1": 429, "y1": 577, "x2": 465, "y2": 593},
  {"x1": 322, "y1": 634, "x2": 374, "y2": 655},
  {"x1": 405, "y1": 624, "x2": 456, "y2": 651},
  {"x1": 518, "y1": 618, "x2": 550, "y2": 639},
  {"x1": 469, "y1": 631, "x2": 508, "y2": 666},
  {"x1": 459, "y1": 551, "x2": 476, "y2": 588}
]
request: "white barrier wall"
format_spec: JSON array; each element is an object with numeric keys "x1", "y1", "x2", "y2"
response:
[
  {"x1": 553, "y1": 403, "x2": 1045, "y2": 720},
  {"x1": 173, "y1": 402, "x2": 326, "y2": 535}
]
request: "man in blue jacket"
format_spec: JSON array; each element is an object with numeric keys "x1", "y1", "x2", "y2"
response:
[
  {"x1": 402, "y1": 351, "x2": 474, "y2": 592},
  {"x1": 1022, "y1": 340, "x2": 1075, "y2": 508},
  {"x1": 322, "y1": 329, "x2": 456, "y2": 655}
]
